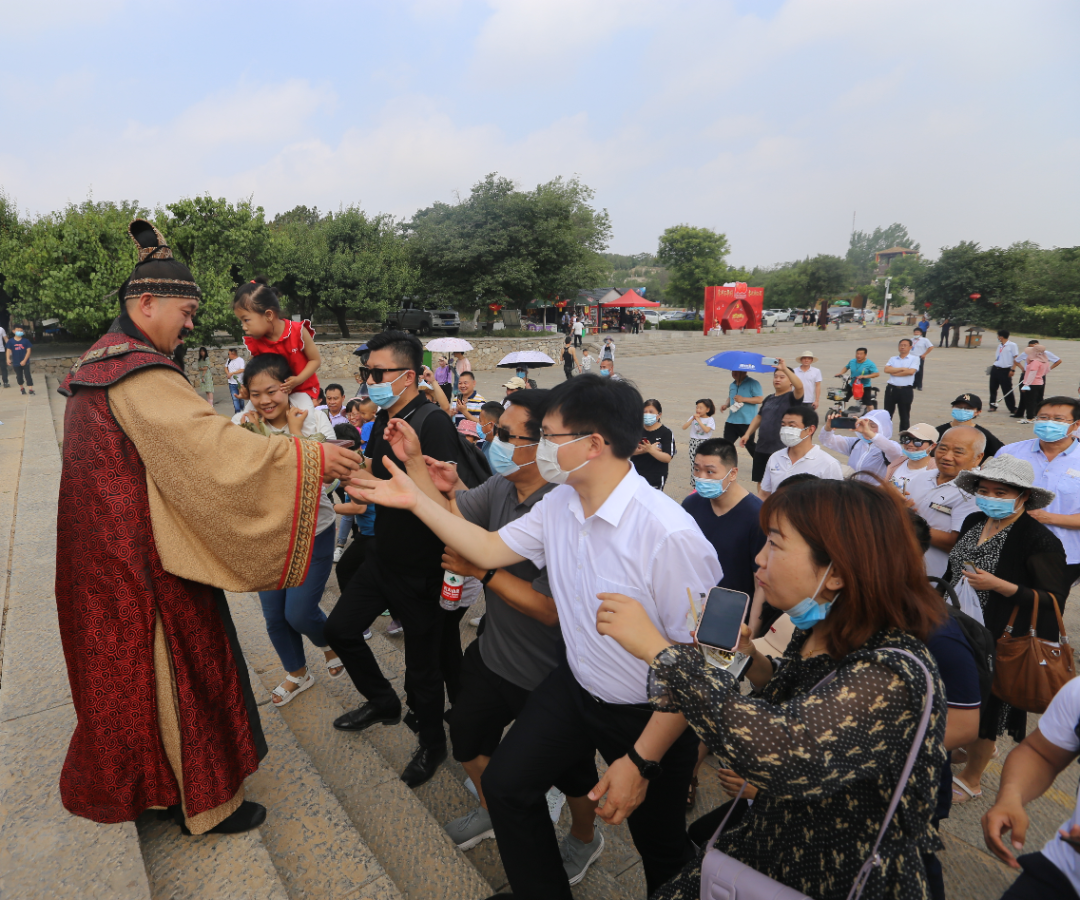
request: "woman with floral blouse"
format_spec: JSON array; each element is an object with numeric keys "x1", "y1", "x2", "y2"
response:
[{"x1": 597, "y1": 478, "x2": 949, "y2": 900}]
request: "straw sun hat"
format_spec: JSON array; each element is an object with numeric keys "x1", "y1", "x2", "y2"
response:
[{"x1": 954, "y1": 454, "x2": 1056, "y2": 510}]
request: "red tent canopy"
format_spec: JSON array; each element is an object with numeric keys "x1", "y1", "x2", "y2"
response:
[{"x1": 600, "y1": 291, "x2": 661, "y2": 308}]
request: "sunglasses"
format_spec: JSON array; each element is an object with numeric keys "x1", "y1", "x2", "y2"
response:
[
  {"x1": 357, "y1": 366, "x2": 410, "y2": 384},
  {"x1": 899, "y1": 436, "x2": 933, "y2": 447},
  {"x1": 495, "y1": 426, "x2": 537, "y2": 443}
]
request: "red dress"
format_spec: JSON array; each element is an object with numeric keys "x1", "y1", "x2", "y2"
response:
[{"x1": 243, "y1": 319, "x2": 320, "y2": 401}]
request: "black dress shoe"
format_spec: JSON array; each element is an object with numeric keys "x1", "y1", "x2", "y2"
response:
[
  {"x1": 333, "y1": 702, "x2": 402, "y2": 732},
  {"x1": 180, "y1": 800, "x2": 267, "y2": 835},
  {"x1": 401, "y1": 743, "x2": 447, "y2": 788}
]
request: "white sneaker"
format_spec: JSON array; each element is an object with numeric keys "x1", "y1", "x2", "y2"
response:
[{"x1": 333, "y1": 546, "x2": 345, "y2": 563}]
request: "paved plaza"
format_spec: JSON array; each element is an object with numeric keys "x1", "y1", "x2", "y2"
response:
[{"x1": 2, "y1": 323, "x2": 1079, "y2": 899}]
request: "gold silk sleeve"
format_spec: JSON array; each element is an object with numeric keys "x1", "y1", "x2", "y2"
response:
[{"x1": 108, "y1": 367, "x2": 323, "y2": 591}]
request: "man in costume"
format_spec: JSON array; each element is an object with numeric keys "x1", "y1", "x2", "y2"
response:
[{"x1": 55, "y1": 220, "x2": 361, "y2": 835}]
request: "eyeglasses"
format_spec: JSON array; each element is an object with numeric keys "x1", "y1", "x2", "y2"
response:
[
  {"x1": 1034, "y1": 415, "x2": 1076, "y2": 424},
  {"x1": 495, "y1": 426, "x2": 537, "y2": 443},
  {"x1": 899, "y1": 436, "x2": 933, "y2": 447},
  {"x1": 357, "y1": 366, "x2": 410, "y2": 384},
  {"x1": 540, "y1": 432, "x2": 591, "y2": 441}
]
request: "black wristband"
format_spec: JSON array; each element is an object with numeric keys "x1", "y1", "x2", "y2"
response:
[{"x1": 480, "y1": 569, "x2": 497, "y2": 586}]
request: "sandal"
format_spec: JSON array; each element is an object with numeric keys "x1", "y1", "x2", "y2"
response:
[
  {"x1": 687, "y1": 776, "x2": 699, "y2": 811},
  {"x1": 951, "y1": 775, "x2": 982, "y2": 804},
  {"x1": 271, "y1": 672, "x2": 315, "y2": 706},
  {"x1": 325, "y1": 655, "x2": 345, "y2": 679}
]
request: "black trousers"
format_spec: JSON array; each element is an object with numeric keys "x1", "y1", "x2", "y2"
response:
[
  {"x1": 723, "y1": 421, "x2": 756, "y2": 456},
  {"x1": 914, "y1": 358, "x2": 926, "y2": 390},
  {"x1": 325, "y1": 558, "x2": 449, "y2": 748},
  {"x1": 884, "y1": 383, "x2": 914, "y2": 432},
  {"x1": 573, "y1": 333, "x2": 582, "y2": 347},
  {"x1": 989, "y1": 366, "x2": 1017, "y2": 412},
  {"x1": 335, "y1": 533, "x2": 375, "y2": 595},
  {"x1": 1001, "y1": 852, "x2": 1079, "y2": 899},
  {"x1": 939, "y1": 329, "x2": 950, "y2": 347},
  {"x1": 1020, "y1": 383, "x2": 1045, "y2": 419},
  {"x1": 0, "y1": 355, "x2": 7, "y2": 385},
  {"x1": 483, "y1": 659, "x2": 698, "y2": 900},
  {"x1": 13, "y1": 361, "x2": 32, "y2": 387},
  {"x1": 563, "y1": 363, "x2": 574, "y2": 380},
  {"x1": 440, "y1": 605, "x2": 466, "y2": 707}
]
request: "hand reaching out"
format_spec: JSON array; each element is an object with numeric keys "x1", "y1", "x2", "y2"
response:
[
  {"x1": 384, "y1": 418, "x2": 422, "y2": 464},
  {"x1": 347, "y1": 456, "x2": 420, "y2": 510},
  {"x1": 424, "y1": 456, "x2": 462, "y2": 495}
]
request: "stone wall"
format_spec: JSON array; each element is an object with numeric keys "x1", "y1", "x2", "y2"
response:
[{"x1": 34, "y1": 335, "x2": 571, "y2": 385}]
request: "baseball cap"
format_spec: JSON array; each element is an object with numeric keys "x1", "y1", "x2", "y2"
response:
[
  {"x1": 950, "y1": 393, "x2": 983, "y2": 410},
  {"x1": 503, "y1": 376, "x2": 528, "y2": 390},
  {"x1": 901, "y1": 423, "x2": 939, "y2": 442}
]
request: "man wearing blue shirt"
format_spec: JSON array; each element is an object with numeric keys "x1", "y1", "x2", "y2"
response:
[
  {"x1": 998, "y1": 395, "x2": 1080, "y2": 585},
  {"x1": 835, "y1": 347, "x2": 879, "y2": 408},
  {"x1": 720, "y1": 371, "x2": 763, "y2": 452}
]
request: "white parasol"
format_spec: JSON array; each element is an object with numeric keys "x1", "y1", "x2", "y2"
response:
[
  {"x1": 497, "y1": 350, "x2": 555, "y2": 369},
  {"x1": 425, "y1": 337, "x2": 474, "y2": 353}
]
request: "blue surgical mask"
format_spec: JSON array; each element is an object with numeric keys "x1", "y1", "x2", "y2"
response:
[
  {"x1": 902, "y1": 448, "x2": 928, "y2": 461},
  {"x1": 976, "y1": 494, "x2": 1020, "y2": 519},
  {"x1": 643, "y1": 413, "x2": 658, "y2": 426},
  {"x1": 367, "y1": 371, "x2": 408, "y2": 409},
  {"x1": 599, "y1": 369, "x2": 611, "y2": 378},
  {"x1": 13, "y1": 331, "x2": 23, "y2": 338},
  {"x1": 1034, "y1": 420, "x2": 1073, "y2": 442},
  {"x1": 952, "y1": 408, "x2": 976, "y2": 422},
  {"x1": 787, "y1": 564, "x2": 834, "y2": 630},
  {"x1": 488, "y1": 436, "x2": 537, "y2": 476},
  {"x1": 694, "y1": 474, "x2": 730, "y2": 498}
]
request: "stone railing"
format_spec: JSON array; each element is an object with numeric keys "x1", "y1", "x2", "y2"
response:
[{"x1": 34, "y1": 334, "x2": 572, "y2": 385}]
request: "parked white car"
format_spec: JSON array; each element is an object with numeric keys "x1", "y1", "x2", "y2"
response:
[
  {"x1": 761, "y1": 310, "x2": 782, "y2": 327},
  {"x1": 641, "y1": 310, "x2": 662, "y2": 326}
]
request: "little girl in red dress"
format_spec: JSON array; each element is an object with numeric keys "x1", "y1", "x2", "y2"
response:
[{"x1": 233, "y1": 277, "x2": 322, "y2": 407}]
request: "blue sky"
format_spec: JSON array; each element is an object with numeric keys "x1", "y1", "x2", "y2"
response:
[{"x1": 2, "y1": 0, "x2": 1077, "y2": 268}]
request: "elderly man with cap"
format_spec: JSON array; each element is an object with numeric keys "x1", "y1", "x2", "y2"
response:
[
  {"x1": 54, "y1": 220, "x2": 360, "y2": 835},
  {"x1": 793, "y1": 350, "x2": 822, "y2": 409},
  {"x1": 887, "y1": 422, "x2": 938, "y2": 494},
  {"x1": 998, "y1": 395, "x2": 1080, "y2": 586},
  {"x1": 502, "y1": 375, "x2": 529, "y2": 409},
  {"x1": 935, "y1": 393, "x2": 1002, "y2": 461},
  {"x1": 903, "y1": 427, "x2": 982, "y2": 577},
  {"x1": 820, "y1": 408, "x2": 897, "y2": 484}
]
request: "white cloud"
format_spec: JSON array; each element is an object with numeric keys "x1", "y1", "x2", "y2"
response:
[{"x1": 0, "y1": 0, "x2": 126, "y2": 33}]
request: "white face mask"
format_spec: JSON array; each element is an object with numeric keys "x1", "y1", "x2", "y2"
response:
[
  {"x1": 536, "y1": 435, "x2": 591, "y2": 485},
  {"x1": 779, "y1": 426, "x2": 806, "y2": 448}
]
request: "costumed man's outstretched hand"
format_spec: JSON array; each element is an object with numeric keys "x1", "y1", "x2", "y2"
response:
[
  {"x1": 322, "y1": 444, "x2": 362, "y2": 483},
  {"x1": 348, "y1": 457, "x2": 420, "y2": 511}
]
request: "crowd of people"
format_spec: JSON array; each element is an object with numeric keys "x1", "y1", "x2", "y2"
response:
[{"x1": 51, "y1": 231, "x2": 1080, "y2": 900}]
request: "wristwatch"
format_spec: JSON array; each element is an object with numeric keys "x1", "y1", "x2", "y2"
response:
[
  {"x1": 480, "y1": 569, "x2": 497, "y2": 586},
  {"x1": 627, "y1": 745, "x2": 663, "y2": 781}
]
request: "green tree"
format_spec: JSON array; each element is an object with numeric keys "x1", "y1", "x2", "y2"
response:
[
  {"x1": 858, "y1": 253, "x2": 927, "y2": 308},
  {"x1": 159, "y1": 195, "x2": 277, "y2": 341},
  {"x1": 750, "y1": 262, "x2": 806, "y2": 309},
  {"x1": 407, "y1": 174, "x2": 611, "y2": 310},
  {"x1": 801, "y1": 254, "x2": 852, "y2": 308},
  {"x1": 916, "y1": 241, "x2": 1026, "y2": 326},
  {"x1": 846, "y1": 223, "x2": 920, "y2": 284},
  {"x1": 656, "y1": 225, "x2": 732, "y2": 311},
  {"x1": 1, "y1": 198, "x2": 148, "y2": 339},
  {"x1": 271, "y1": 206, "x2": 330, "y2": 322}
]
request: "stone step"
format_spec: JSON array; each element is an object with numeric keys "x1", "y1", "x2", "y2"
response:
[
  {"x1": 226, "y1": 590, "x2": 491, "y2": 900},
  {"x1": 0, "y1": 393, "x2": 150, "y2": 900}
]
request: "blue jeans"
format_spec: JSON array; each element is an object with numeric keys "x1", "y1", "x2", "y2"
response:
[
  {"x1": 259, "y1": 525, "x2": 335, "y2": 672},
  {"x1": 336, "y1": 514, "x2": 354, "y2": 545},
  {"x1": 228, "y1": 382, "x2": 243, "y2": 413}
]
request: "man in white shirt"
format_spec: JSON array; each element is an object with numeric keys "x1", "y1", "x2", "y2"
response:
[
  {"x1": 316, "y1": 383, "x2": 349, "y2": 426},
  {"x1": 910, "y1": 328, "x2": 933, "y2": 392},
  {"x1": 883, "y1": 338, "x2": 920, "y2": 432},
  {"x1": 226, "y1": 348, "x2": 245, "y2": 413},
  {"x1": 759, "y1": 404, "x2": 842, "y2": 498},
  {"x1": 905, "y1": 427, "x2": 981, "y2": 578},
  {"x1": 983, "y1": 676, "x2": 1080, "y2": 896},
  {"x1": 354, "y1": 375, "x2": 722, "y2": 900},
  {"x1": 794, "y1": 351, "x2": 822, "y2": 409},
  {"x1": 989, "y1": 329, "x2": 1019, "y2": 414},
  {"x1": 999, "y1": 395, "x2": 1080, "y2": 585},
  {"x1": 572, "y1": 316, "x2": 584, "y2": 348}
]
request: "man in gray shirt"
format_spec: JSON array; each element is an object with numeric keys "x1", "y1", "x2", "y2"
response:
[{"x1": 389, "y1": 389, "x2": 602, "y2": 883}]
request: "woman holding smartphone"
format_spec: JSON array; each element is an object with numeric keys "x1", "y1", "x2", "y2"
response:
[
  {"x1": 596, "y1": 478, "x2": 948, "y2": 900},
  {"x1": 943, "y1": 455, "x2": 1068, "y2": 806}
]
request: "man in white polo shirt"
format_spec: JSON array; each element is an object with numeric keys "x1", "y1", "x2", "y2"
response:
[
  {"x1": 794, "y1": 351, "x2": 822, "y2": 409},
  {"x1": 904, "y1": 427, "x2": 982, "y2": 577},
  {"x1": 988, "y1": 329, "x2": 1019, "y2": 414},
  {"x1": 911, "y1": 327, "x2": 933, "y2": 391},
  {"x1": 883, "y1": 338, "x2": 920, "y2": 431},
  {"x1": 353, "y1": 373, "x2": 721, "y2": 900},
  {"x1": 998, "y1": 395, "x2": 1080, "y2": 585},
  {"x1": 759, "y1": 404, "x2": 842, "y2": 499}
]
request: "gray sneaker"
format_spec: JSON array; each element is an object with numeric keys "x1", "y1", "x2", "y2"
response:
[
  {"x1": 445, "y1": 806, "x2": 494, "y2": 850},
  {"x1": 560, "y1": 830, "x2": 604, "y2": 885}
]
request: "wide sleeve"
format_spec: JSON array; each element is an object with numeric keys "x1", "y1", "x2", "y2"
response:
[
  {"x1": 818, "y1": 428, "x2": 855, "y2": 456},
  {"x1": 872, "y1": 434, "x2": 904, "y2": 463},
  {"x1": 647, "y1": 644, "x2": 928, "y2": 802},
  {"x1": 109, "y1": 367, "x2": 324, "y2": 592}
]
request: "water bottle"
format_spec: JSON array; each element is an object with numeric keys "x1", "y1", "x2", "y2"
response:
[{"x1": 440, "y1": 571, "x2": 464, "y2": 610}]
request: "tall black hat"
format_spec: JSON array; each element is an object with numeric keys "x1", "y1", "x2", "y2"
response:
[{"x1": 119, "y1": 220, "x2": 201, "y2": 303}]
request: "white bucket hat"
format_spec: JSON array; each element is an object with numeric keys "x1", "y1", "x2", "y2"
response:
[{"x1": 954, "y1": 454, "x2": 1056, "y2": 510}]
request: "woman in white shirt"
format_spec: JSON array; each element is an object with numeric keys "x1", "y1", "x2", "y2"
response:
[{"x1": 681, "y1": 399, "x2": 716, "y2": 473}]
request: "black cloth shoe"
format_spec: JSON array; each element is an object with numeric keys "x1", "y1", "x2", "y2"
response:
[
  {"x1": 179, "y1": 800, "x2": 267, "y2": 835},
  {"x1": 401, "y1": 743, "x2": 447, "y2": 788},
  {"x1": 333, "y1": 702, "x2": 402, "y2": 732}
]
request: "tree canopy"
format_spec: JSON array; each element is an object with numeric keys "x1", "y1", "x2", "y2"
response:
[{"x1": 656, "y1": 225, "x2": 734, "y2": 311}]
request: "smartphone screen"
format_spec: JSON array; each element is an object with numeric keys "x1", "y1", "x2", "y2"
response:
[
  {"x1": 760, "y1": 356, "x2": 779, "y2": 367},
  {"x1": 962, "y1": 561, "x2": 978, "y2": 575},
  {"x1": 832, "y1": 416, "x2": 858, "y2": 429},
  {"x1": 696, "y1": 587, "x2": 750, "y2": 652}
]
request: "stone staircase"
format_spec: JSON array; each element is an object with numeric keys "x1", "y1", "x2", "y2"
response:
[{"x1": 1, "y1": 374, "x2": 1021, "y2": 900}]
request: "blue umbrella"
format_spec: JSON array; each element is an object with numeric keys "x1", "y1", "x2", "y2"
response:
[{"x1": 705, "y1": 350, "x2": 776, "y2": 373}]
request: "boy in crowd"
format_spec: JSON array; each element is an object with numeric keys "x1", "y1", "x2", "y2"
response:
[
  {"x1": 354, "y1": 374, "x2": 722, "y2": 900},
  {"x1": 478, "y1": 401, "x2": 504, "y2": 460},
  {"x1": 7, "y1": 325, "x2": 33, "y2": 395}
]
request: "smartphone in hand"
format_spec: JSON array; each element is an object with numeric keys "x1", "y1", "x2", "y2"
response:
[{"x1": 696, "y1": 587, "x2": 751, "y2": 652}]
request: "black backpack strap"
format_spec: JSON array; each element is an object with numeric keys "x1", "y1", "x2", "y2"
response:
[{"x1": 927, "y1": 575, "x2": 961, "y2": 609}]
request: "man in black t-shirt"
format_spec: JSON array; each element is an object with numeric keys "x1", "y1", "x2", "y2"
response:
[
  {"x1": 325, "y1": 331, "x2": 463, "y2": 788},
  {"x1": 934, "y1": 393, "x2": 1001, "y2": 463}
]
